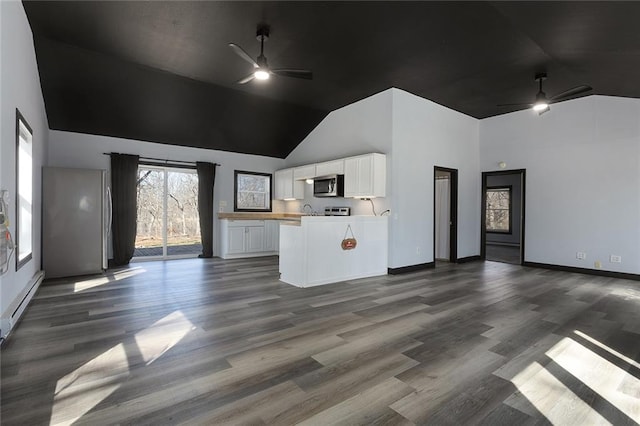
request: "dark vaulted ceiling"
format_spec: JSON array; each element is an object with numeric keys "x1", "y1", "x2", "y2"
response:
[{"x1": 23, "y1": 1, "x2": 640, "y2": 158}]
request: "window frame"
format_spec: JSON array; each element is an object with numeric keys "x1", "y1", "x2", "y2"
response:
[
  {"x1": 485, "y1": 185, "x2": 512, "y2": 234},
  {"x1": 15, "y1": 109, "x2": 33, "y2": 270},
  {"x1": 233, "y1": 170, "x2": 272, "y2": 212}
]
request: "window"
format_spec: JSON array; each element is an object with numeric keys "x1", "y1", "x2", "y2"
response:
[
  {"x1": 486, "y1": 186, "x2": 512, "y2": 233},
  {"x1": 16, "y1": 110, "x2": 33, "y2": 269},
  {"x1": 234, "y1": 171, "x2": 272, "y2": 212}
]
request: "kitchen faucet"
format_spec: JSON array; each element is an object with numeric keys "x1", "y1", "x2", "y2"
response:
[{"x1": 302, "y1": 204, "x2": 313, "y2": 214}]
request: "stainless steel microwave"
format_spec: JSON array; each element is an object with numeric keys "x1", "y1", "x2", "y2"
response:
[{"x1": 313, "y1": 175, "x2": 344, "y2": 197}]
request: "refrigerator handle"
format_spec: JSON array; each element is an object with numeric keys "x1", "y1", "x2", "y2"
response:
[{"x1": 106, "y1": 186, "x2": 113, "y2": 236}]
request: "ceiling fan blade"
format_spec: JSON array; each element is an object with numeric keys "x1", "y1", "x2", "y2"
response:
[
  {"x1": 497, "y1": 102, "x2": 533, "y2": 108},
  {"x1": 271, "y1": 69, "x2": 313, "y2": 80},
  {"x1": 236, "y1": 73, "x2": 256, "y2": 84},
  {"x1": 228, "y1": 43, "x2": 259, "y2": 68},
  {"x1": 550, "y1": 85, "x2": 592, "y2": 102}
]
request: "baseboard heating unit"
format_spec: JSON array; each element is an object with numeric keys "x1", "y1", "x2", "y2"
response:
[{"x1": 1, "y1": 270, "x2": 44, "y2": 343}]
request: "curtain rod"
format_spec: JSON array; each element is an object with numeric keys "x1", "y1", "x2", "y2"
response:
[{"x1": 103, "y1": 152, "x2": 220, "y2": 166}]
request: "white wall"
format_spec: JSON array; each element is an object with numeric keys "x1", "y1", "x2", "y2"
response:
[
  {"x1": 0, "y1": 1, "x2": 49, "y2": 320},
  {"x1": 48, "y1": 131, "x2": 285, "y2": 257},
  {"x1": 390, "y1": 89, "x2": 480, "y2": 268},
  {"x1": 480, "y1": 95, "x2": 640, "y2": 274},
  {"x1": 285, "y1": 90, "x2": 393, "y2": 216}
]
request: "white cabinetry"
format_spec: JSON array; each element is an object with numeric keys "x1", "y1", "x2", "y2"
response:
[
  {"x1": 264, "y1": 220, "x2": 280, "y2": 252},
  {"x1": 344, "y1": 153, "x2": 386, "y2": 198},
  {"x1": 274, "y1": 168, "x2": 304, "y2": 200},
  {"x1": 221, "y1": 220, "x2": 280, "y2": 259},
  {"x1": 293, "y1": 164, "x2": 316, "y2": 180},
  {"x1": 315, "y1": 159, "x2": 344, "y2": 177}
]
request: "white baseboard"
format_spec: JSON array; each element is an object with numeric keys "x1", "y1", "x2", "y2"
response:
[{"x1": 1, "y1": 270, "x2": 44, "y2": 342}]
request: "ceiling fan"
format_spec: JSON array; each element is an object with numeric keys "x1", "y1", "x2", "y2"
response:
[
  {"x1": 228, "y1": 24, "x2": 313, "y2": 84},
  {"x1": 498, "y1": 73, "x2": 592, "y2": 115}
]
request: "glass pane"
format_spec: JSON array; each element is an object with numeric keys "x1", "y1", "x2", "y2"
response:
[
  {"x1": 17, "y1": 129, "x2": 33, "y2": 263},
  {"x1": 236, "y1": 172, "x2": 271, "y2": 210},
  {"x1": 486, "y1": 188, "x2": 510, "y2": 232},
  {"x1": 135, "y1": 168, "x2": 165, "y2": 257},
  {"x1": 166, "y1": 170, "x2": 201, "y2": 256}
]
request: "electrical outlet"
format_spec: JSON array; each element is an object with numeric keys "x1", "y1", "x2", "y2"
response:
[
  {"x1": 594, "y1": 260, "x2": 602, "y2": 269},
  {"x1": 576, "y1": 252, "x2": 586, "y2": 260},
  {"x1": 610, "y1": 255, "x2": 622, "y2": 263}
]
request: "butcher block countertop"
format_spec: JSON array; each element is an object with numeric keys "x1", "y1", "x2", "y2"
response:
[{"x1": 218, "y1": 212, "x2": 304, "y2": 220}]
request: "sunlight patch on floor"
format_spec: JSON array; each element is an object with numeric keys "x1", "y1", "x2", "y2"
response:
[
  {"x1": 134, "y1": 310, "x2": 196, "y2": 365},
  {"x1": 574, "y1": 330, "x2": 640, "y2": 370},
  {"x1": 50, "y1": 310, "x2": 194, "y2": 424},
  {"x1": 508, "y1": 360, "x2": 609, "y2": 424},
  {"x1": 52, "y1": 343, "x2": 129, "y2": 425},
  {"x1": 507, "y1": 331, "x2": 640, "y2": 424},
  {"x1": 549, "y1": 332, "x2": 640, "y2": 421},
  {"x1": 73, "y1": 267, "x2": 147, "y2": 292}
]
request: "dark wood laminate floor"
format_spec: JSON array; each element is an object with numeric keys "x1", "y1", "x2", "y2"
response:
[
  {"x1": 486, "y1": 243, "x2": 521, "y2": 265},
  {"x1": 2, "y1": 257, "x2": 639, "y2": 425}
]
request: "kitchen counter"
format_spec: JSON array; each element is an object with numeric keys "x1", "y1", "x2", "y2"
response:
[
  {"x1": 218, "y1": 212, "x2": 303, "y2": 220},
  {"x1": 279, "y1": 215, "x2": 388, "y2": 287}
]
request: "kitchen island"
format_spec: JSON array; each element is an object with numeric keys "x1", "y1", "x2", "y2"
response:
[{"x1": 279, "y1": 215, "x2": 388, "y2": 287}]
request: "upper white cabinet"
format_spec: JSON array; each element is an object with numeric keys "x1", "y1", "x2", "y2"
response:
[
  {"x1": 315, "y1": 159, "x2": 344, "y2": 177},
  {"x1": 344, "y1": 153, "x2": 386, "y2": 198},
  {"x1": 275, "y1": 153, "x2": 386, "y2": 198},
  {"x1": 274, "y1": 168, "x2": 304, "y2": 200},
  {"x1": 293, "y1": 164, "x2": 316, "y2": 180}
]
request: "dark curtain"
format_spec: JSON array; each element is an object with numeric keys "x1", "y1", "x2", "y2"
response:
[
  {"x1": 196, "y1": 162, "x2": 217, "y2": 258},
  {"x1": 110, "y1": 153, "x2": 139, "y2": 266}
]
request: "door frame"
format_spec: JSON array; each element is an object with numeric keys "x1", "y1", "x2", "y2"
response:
[
  {"x1": 433, "y1": 166, "x2": 458, "y2": 263},
  {"x1": 481, "y1": 169, "x2": 526, "y2": 264},
  {"x1": 134, "y1": 164, "x2": 201, "y2": 261}
]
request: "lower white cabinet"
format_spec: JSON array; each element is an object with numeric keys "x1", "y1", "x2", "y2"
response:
[
  {"x1": 264, "y1": 220, "x2": 280, "y2": 252},
  {"x1": 220, "y1": 219, "x2": 279, "y2": 259}
]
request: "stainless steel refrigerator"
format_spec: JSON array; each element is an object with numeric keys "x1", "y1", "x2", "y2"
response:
[{"x1": 43, "y1": 167, "x2": 110, "y2": 279}]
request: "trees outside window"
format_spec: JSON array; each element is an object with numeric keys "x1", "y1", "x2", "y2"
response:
[
  {"x1": 234, "y1": 171, "x2": 272, "y2": 212},
  {"x1": 486, "y1": 187, "x2": 511, "y2": 233},
  {"x1": 135, "y1": 166, "x2": 201, "y2": 257}
]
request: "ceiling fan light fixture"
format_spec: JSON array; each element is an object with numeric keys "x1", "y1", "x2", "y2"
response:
[
  {"x1": 532, "y1": 102, "x2": 549, "y2": 112},
  {"x1": 254, "y1": 69, "x2": 270, "y2": 80}
]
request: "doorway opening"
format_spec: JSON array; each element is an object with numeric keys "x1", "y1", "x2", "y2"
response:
[
  {"x1": 481, "y1": 169, "x2": 526, "y2": 265},
  {"x1": 134, "y1": 166, "x2": 202, "y2": 259},
  {"x1": 433, "y1": 167, "x2": 458, "y2": 263}
]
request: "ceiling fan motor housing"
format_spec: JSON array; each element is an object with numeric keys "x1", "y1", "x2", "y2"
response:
[{"x1": 256, "y1": 24, "x2": 270, "y2": 41}]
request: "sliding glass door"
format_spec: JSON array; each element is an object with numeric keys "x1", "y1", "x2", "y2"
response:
[{"x1": 135, "y1": 166, "x2": 202, "y2": 259}]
